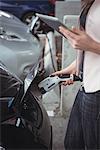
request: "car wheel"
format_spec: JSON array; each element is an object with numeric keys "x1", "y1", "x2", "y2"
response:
[{"x1": 1, "y1": 124, "x2": 48, "y2": 149}]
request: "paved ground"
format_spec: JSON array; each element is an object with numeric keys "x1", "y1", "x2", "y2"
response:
[{"x1": 50, "y1": 115, "x2": 69, "y2": 150}]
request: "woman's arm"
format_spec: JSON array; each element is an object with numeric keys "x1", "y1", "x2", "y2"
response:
[{"x1": 52, "y1": 60, "x2": 76, "y2": 76}]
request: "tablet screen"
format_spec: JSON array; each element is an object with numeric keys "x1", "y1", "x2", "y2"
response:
[{"x1": 36, "y1": 13, "x2": 69, "y2": 34}]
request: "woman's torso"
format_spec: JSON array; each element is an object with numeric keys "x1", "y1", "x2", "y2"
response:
[{"x1": 83, "y1": 0, "x2": 100, "y2": 92}]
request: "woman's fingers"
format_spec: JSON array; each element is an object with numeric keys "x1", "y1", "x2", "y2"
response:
[
  {"x1": 51, "y1": 71, "x2": 61, "y2": 76},
  {"x1": 59, "y1": 26, "x2": 78, "y2": 40},
  {"x1": 61, "y1": 79, "x2": 74, "y2": 86},
  {"x1": 71, "y1": 26, "x2": 84, "y2": 34},
  {"x1": 59, "y1": 26, "x2": 84, "y2": 40}
]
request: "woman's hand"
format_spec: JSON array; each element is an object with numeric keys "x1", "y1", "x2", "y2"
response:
[
  {"x1": 51, "y1": 60, "x2": 77, "y2": 86},
  {"x1": 59, "y1": 26, "x2": 100, "y2": 54},
  {"x1": 51, "y1": 71, "x2": 74, "y2": 86}
]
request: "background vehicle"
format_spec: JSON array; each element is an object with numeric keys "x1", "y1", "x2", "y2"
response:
[
  {"x1": 0, "y1": 0, "x2": 56, "y2": 34},
  {"x1": 0, "y1": 0, "x2": 56, "y2": 23},
  {"x1": 0, "y1": 0, "x2": 64, "y2": 32},
  {"x1": 0, "y1": 11, "x2": 52, "y2": 149}
]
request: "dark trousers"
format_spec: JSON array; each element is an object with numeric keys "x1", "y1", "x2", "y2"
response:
[{"x1": 64, "y1": 88, "x2": 100, "y2": 150}]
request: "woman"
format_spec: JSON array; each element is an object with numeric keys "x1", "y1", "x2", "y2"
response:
[{"x1": 53, "y1": 0, "x2": 100, "y2": 149}]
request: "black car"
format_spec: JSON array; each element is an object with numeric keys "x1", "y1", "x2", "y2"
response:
[{"x1": 0, "y1": 10, "x2": 52, "y2": 150}]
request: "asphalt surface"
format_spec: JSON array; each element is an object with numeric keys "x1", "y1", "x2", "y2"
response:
[{"x1": 50, "y1": 115, "x2": 68, "y2": 150}]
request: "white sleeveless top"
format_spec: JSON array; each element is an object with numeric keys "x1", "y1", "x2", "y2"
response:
[{"x1": 83, "y1": 0, "x2": 100, "y2": 92}]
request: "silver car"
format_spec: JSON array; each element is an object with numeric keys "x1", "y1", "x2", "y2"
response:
[{"x1": 0, "y1": 10, "x2": 43, "y2": 81}]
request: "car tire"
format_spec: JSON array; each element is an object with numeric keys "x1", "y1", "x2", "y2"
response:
[{"x1": 1, "y1": 124, "x2": 48, "y2": 149}]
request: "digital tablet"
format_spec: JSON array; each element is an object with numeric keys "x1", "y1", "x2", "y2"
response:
[{"x1": 36, "y1": 13, "x2": 71, "y2": 34}]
